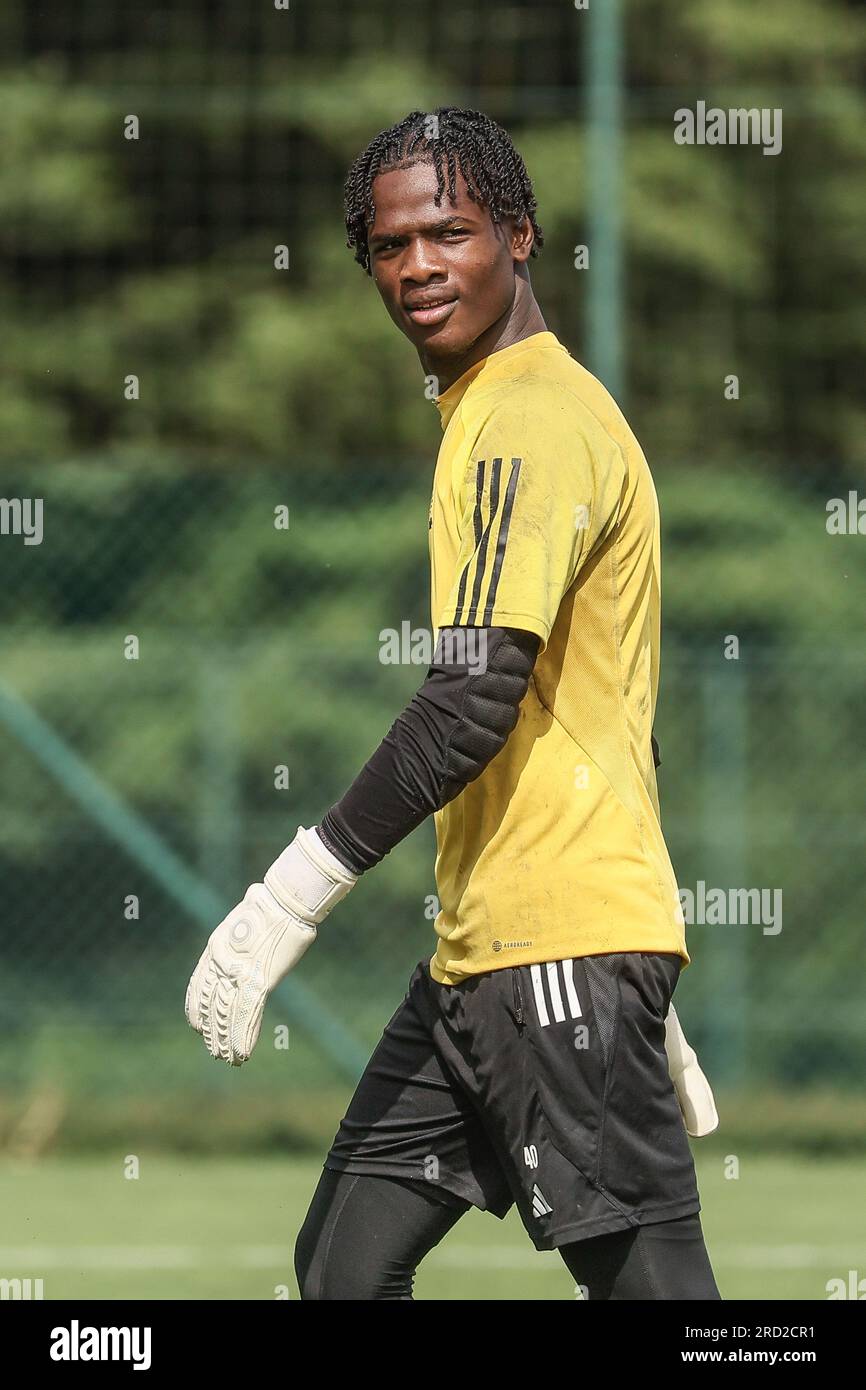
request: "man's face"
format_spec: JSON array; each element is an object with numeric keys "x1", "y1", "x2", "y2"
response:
[{"x1": 366, "y1": 159, "x2": 531, "y2": 364}]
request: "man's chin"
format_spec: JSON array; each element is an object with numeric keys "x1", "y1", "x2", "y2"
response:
[{"x1": 409, "y1": 318, "x2": 476, "y2": 363}]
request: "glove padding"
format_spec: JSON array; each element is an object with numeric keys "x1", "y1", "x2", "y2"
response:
[
  {"x1": 185, "y1": 825, "x2": 357, "y2": 1066},
  {"x1": 664, "y1": 1002, "x2": 719, "y2": 1137}
]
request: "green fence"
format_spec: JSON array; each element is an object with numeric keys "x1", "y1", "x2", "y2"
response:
[
  {"x1": 1, "y1": 0, "x2": 864, "y2": 1154},
  {"x1": 1, "y1": 464, "x2": 864, "y2": 1155}
]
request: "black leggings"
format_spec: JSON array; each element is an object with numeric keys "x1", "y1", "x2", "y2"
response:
[{"x1": 295, "y1": 1167, "x2": 721, "y2": 1301}]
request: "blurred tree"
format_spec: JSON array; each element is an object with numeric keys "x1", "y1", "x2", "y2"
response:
[{"x1": 0, "y1": 0, "x2": 862, "y2": 478}]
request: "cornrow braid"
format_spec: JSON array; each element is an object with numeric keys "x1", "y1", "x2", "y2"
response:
[{"x1": 344, "y1": 107, "x2": 544, "y2": 275}]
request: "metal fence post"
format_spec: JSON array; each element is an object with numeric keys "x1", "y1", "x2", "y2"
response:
[
  {"x1": 584, "y1": 0, "x2": 624, "y2": 401},
  {"x1": 701, "y1": 654, "x2": 748, "y2": 1086},
  {"x1": 0, "y1": 679, "x2": 368, "y2": 1081}
]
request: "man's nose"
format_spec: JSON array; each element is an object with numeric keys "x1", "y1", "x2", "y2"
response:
[{"x1": 400, "y1": 239, "x2": 445, "y2": 283}]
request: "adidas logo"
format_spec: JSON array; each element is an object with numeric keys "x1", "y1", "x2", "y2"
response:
[
  {"x1": 529, "y1": 960, "x2": 583, "y2": 1027},
  {"x1": 532, "y1": 1183, "x2": 553, "y2": 1218}
]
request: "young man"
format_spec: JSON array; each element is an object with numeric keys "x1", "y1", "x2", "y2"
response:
[{"x1": 185, "y1": 107, "x2": 720, "y2": 1301}]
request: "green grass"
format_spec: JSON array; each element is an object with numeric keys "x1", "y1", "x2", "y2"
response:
[{"x1": 1, "y1": 1152, "x2": 864, "y2": 1300}]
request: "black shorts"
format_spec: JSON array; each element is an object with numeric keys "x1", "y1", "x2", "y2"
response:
[{"x1": 324, "y1": 951, "x2": 701, "y2": 1251}]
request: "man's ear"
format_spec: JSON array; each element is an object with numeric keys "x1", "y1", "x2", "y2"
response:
[{"x1": 511, "y1": 214, "x2": 534, "y2": 263}]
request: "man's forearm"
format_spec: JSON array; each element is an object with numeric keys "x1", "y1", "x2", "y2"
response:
[{"x1": 318, "y1": 625, "x2": 540, "y2": 873}]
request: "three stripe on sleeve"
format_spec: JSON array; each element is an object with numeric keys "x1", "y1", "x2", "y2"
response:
[{"x1": 451, "y1": 456, "x2": 522, "y2": 625}]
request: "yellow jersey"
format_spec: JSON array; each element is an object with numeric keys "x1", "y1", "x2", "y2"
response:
[{"x1": 427, "y1": 330, "x2": 686, "y2": 985}]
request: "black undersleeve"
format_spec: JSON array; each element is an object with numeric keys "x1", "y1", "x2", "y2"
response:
[{"x1": 317, "y1": 625, "x2": 540, "y2": 875}]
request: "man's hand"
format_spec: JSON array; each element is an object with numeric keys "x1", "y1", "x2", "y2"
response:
[
  {"x1": 185, "y1": 825, "x2": 357, "y2": 1066},
  {"x1": 665, "y1": 1002, "x2": 719, "y2": 1137}
]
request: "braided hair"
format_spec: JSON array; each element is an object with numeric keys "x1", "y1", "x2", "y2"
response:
[{"x1": 344, "y1": 107, "x2": 544, "y2": 275}]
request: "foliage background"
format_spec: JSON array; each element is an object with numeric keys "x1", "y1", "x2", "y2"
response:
[{"x1": 0, "y1": 0, "x2": 864, "y2": 1164}]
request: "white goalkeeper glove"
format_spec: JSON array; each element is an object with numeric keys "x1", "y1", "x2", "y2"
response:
[
  {"x1": 664, "y1": 1003, "x2": 719, "y2": 1137},
  {"x1": 185, "y1": 825, "x2": 357, "y2": 1066}
]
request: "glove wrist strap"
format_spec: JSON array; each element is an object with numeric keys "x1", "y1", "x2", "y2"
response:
[{"x1": 264, "y1": 825, "x2": 358, "y2": 926}]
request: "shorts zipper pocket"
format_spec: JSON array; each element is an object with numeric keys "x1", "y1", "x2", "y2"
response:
[{"x1": 511, "y1": 968, "x2": 525, "y2": 1032}]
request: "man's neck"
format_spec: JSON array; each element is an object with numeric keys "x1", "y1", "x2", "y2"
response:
[{"x1": 423, "y1": 298, "x2": 547, "y2": 394}]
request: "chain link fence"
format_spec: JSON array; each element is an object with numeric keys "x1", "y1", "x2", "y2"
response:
[
  {"x1": 2, "y1": 0, "x2": 864, "y2": 1151},
  {"x1": 1, "y1": 462, "x2": 864, "y2": 1154}
]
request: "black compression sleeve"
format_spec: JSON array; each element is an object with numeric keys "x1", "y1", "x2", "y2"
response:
[{"x1": 317, "y1": 626, "x2": 540, "y2": 874}]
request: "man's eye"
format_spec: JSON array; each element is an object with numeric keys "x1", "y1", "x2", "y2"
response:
[{"x1": 444, "y1": 227, "x2": 467, "y2": 237}]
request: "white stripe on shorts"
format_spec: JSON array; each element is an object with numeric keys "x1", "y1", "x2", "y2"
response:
[
  {"x1": 529, "y1": 964, "x2": 549, "y2": 1027},
  {"x1": 546, "y1": 961, "x2": 566, "y2": 1022},
  {"x1": 561, "y1": 958, "x2": 583, "y2": 1019}
]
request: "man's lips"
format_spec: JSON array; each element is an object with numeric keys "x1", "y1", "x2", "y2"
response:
[{"x1": 404, "y1": 297, "x2": 457, "y2": 326}]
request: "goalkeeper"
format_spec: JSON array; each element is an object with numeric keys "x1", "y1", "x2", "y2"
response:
[{"x1": 186, "y1": 107, "x2": 720, "y2": 1301}]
